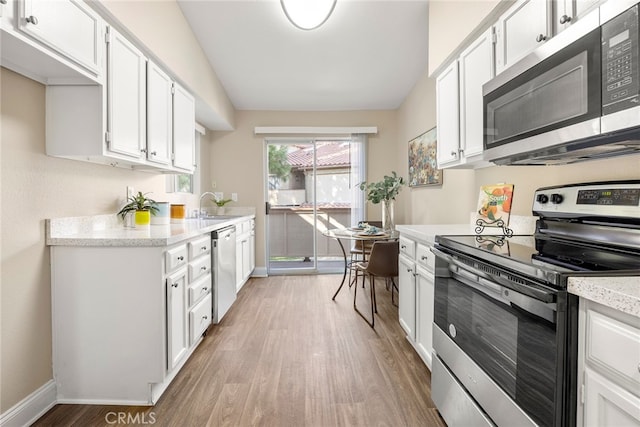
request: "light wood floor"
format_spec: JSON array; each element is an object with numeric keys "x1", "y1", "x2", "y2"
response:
[{"x1": 33, "y1": 275, "x2": 446, "y2": 427}]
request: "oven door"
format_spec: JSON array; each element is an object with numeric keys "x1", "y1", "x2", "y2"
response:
[{"x1": 431, "y1": 245, "x2": 577, "y2": 427}]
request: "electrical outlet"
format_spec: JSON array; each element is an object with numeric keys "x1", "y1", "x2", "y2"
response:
[
  {"x1": 126, "y1": 186, "x2": 134, "y2": 199},
  {"x1": 231, "y1": 193, "x2": 238, "y2": 202},
  {"x1": 214, "y1": 192, "x2": 223, "y2": 200}
]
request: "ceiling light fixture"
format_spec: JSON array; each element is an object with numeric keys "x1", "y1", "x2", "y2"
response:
[{"x1": 280, "y1": 0, "x2": 337, "y2": 31}]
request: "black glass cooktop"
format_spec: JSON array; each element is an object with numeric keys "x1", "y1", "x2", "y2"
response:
[{"x1": 437, "y1": 234, "x2": 640, "y2": 277}]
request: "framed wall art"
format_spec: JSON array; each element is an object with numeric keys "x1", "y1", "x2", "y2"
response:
[{"x1": 408, "y1": 127, "x2": 442, "y2": 187}]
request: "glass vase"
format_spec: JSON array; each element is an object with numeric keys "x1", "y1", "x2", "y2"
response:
[{"x1": 382, "y1": 199, "x2": 395, "y2": 231}]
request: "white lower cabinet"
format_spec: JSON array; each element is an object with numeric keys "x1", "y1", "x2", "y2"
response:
[
  {"x1": 50, "y1": 232, "x2": 213, "y2": 405},
  {"x1": 398, "y1": 233, "x2": 438, "y2": 369},
  {"x1": 236, "y1": 218, "x2": 255, "y2": 292},
  {"x1": 398, "y1": 252, "x2": 416, "y2": 341},
  {"x1": 415, "y1": 265, "x2": 435, "y2": 368},
  {"x1": 577, "y1": 299, "x2": 640, "y2": 426},
  {"x1": 166, "y1": 266, "x2": 188, "y2": 371}
]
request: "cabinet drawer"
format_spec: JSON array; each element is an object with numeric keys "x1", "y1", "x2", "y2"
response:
[
  {"x1": 416, "y1": 243, "x2": 435, "y2": 272},
  {"x1": 189, "y1": 255, "x2": 211, "y2": 282},
  {"x1": 586, "y1": 307, "x2": 640, "y2": 390},
  {"x1": 188, "y1": 235, "x2": 211, "y2": 260},
  {"x1": 166, "y1": 245, "x2": 187, "y2": 273},
  {"x1": 399, "y1": 236, "x2": 416, "y2": 259},
  {"x1": 188, "y1": 274, "x2": 211, "y2": 307},
  {"x1": 190, "y1": 293, "x2": 212, "y2": 345}
]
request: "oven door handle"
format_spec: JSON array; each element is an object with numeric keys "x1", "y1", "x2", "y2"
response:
[{"x1": 431, "y1": 246, "x2": 556, "y2": 303}]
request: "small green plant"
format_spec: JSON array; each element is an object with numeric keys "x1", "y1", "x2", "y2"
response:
[
  {"x1": 211, "y1": 194, "x2": 233, "y2": 207},
  {"x1": 358, "y1": 171, "x2": 405, "y2": 204},
  {"x1": 117, "y1": 191, "x2": 159, "y2": 219}
]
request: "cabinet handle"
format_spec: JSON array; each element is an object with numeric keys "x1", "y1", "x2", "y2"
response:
[
  {"x1": 200, "y1": 266, "x2": 207, "y2": 271},
  {"x1": 559, "y1": 14, "x2": 572, "y2": 24},
  {"x1": 450, "y1": 150, "x2": 457, "y2": 157},
  {"x1": 171, "y1": 283, "x2": 179, "y2": 288},
  {"x1": 536, "y1": 34, "x2": 547, "y2": 43},
  {"x1": 421, "y1": 255, "x2": 428, "y2": 261},
  {"x1": 140, "y1": 148, "x2": 147, "y2": 153},
  {"x1": 202, "y1": 287, "x2": 208, "y2": 292},
  {"x1": 26, "y1": 15, "x2": 39, "y2": 25},
  {"x1": 406, "y1": 268, "x2": 413, "y2": 273},
  {"x1": 177, "y1": 256, "x2": 184, "y2": 261},
  {"x1": 202, "y1": 315, "x2": 208, "y2": 320},
  {"x1": 150, "y1": 151, "x2": 157, "y2": 156},
  {"x1": 0, "y1": 0, "x2": 8, "y2": 5},
  {"x1": 201, "y1": 246, "x2": 207, "y2": 251},
  {"x1": 401, "y1": 245, "x2": 406, "y2": 249}
]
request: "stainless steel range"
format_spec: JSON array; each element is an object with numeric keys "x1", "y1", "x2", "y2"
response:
[{"x1": 431, "y1": 180, "x2": 640, "y2": 427}]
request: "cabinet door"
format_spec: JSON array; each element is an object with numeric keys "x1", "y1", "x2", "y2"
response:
[
  {"x1": 19, "y1": 0, "x2": 102, "y2": 75},
  {"x1": 583, "y1": 368, "x2": 640, "y2": 427},
  {"x1": 172, "y1": 83, "x2": 195, "y2": 171},
  {"x1": 236, "y1": 235, "x2": 243, "y2": 291},
  {"x1": 415, "y1": 266, "x2": 435, "y2": 369},
  {"x1": 241, "y1": 238, "x2": 251, "y2": 281},
  {"x1": 398, "y1": 254, "x2": 416, "y2": 341},
  {"x1": 495, "y1": 0, "x2": 550, "y2": 74},
  {"x1": 554, "y1": 0, "x2": 575, "y2": 34},
  {"x1": 107, "y1": 27, "x2": 146, "y2": 159},
  {"x1": 459, "y1": 28, "x2": 494, "y2": 160},
  {"x1": 167, "y1": 268, "x2": 187, "y2": 370},
  {"x1": 146, "y1": 61, "x2": 173, "y2": 165},
  {"x1": 436, "y1": 60, "x2": 461, "y2": 168},
  {"x1": 249, "y1": 229, "x2": 256, "y2": 273},
  {"x1": 575, "y1": 0, "x2": 601, "y2": 20}
]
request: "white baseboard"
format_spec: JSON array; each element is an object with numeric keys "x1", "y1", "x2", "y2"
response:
[
  {"x1": 0, "y1": 380, "x2": 56, "y2": 427},
  {"x1": 251, "y1": 267, "x2": 267, "y2": 277}
]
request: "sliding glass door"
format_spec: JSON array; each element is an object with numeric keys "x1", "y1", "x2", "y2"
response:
[{"x1": 265, "y1": 137, "x2": 365, "y2": 275}]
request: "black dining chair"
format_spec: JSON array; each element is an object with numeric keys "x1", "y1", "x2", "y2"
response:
[{"x1": 353, "y1": 240, "x2": 399, "y2": 328}]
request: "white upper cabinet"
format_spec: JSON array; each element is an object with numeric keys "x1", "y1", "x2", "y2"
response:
[
  {"x1": 107, "y1": 26, "x2": 147, "y2": 160},
  {"x1": 172, "y1": 83, "x2": 196, "y2": 172},
  {"x1": 147, "y1": 61, "x2": 173, "y2": 166},
  {"x1": 19, "y1": 0, "x2": 102, "y2": 76},
  {"x1": 495, "y1": 0, "x2": 551, "y2": 75},
  {"x1": 1, "y1": 0, "x2": 103, "y2": 83},
  {"x1": 459, "y1": 27, "x2": 495, "y2": 163},
  {"x1": 436, "y1": 60, "x2": 460, "y2": 168},
  {"x1": 436, "y1": 27, "x2": 494, "y2": 169},
  {"x1": 554, "y1": 0, "x2": 602, "y2": 35}
]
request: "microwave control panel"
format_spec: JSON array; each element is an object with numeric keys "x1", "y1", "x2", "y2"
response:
[{"x1": 602, "y1": 4, "x2": 639, "y2": 115}]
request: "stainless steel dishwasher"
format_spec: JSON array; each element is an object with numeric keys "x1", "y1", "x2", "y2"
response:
[{"x1": 212, "y1": 225, "x2": 237, "y2": 323}]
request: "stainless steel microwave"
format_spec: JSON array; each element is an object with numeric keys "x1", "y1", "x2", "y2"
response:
[{"x1": 483, "y1": 0, "x2": 640, "y2": 165}]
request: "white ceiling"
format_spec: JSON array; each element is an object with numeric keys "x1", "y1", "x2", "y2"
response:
[{"x1": 177, "y1": 0, "x2": 429, "y2": 111}]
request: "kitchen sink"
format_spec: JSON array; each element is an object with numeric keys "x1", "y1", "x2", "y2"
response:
[{"x1": 200, "y1": 215, "x2": 239, "y2": 220}]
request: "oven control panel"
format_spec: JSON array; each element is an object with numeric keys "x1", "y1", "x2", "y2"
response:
[{"x1": 532, "y1": 181, "x2": 640, "y2": 218}]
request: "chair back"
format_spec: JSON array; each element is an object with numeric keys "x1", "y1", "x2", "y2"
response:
[{"x1": 365, "y1": 240, "x2": 399, "y2": 277}]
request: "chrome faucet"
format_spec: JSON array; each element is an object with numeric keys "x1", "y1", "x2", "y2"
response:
[{"x1": 199, "y1": 192, "x2": 217, "y2": 218}]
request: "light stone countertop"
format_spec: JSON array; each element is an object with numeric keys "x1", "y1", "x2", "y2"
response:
[
  {"x1": 396, "y1": 224, "x2": 475, "y2": 245},
  {"x1": 568, "y1": 276, "x2": 640, "y2": 318},
  {"x1": 46, "y1": 213, "x2": 255, "y2": 247}
]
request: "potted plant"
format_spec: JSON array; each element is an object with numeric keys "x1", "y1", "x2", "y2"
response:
[
  {"x1": 359, "y1": 171, "x2": 405, "y2": 230},
  {"x1": 211, "y1": 195, "x2": 233, "y2": 215},
  {"x1": 117, "y1": 191, "x2": 159, "y2": 227}
]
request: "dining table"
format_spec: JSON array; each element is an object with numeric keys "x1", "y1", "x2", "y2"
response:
[{"x1": 323, "y1": 227, "x2": 400, "y2": 300}]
